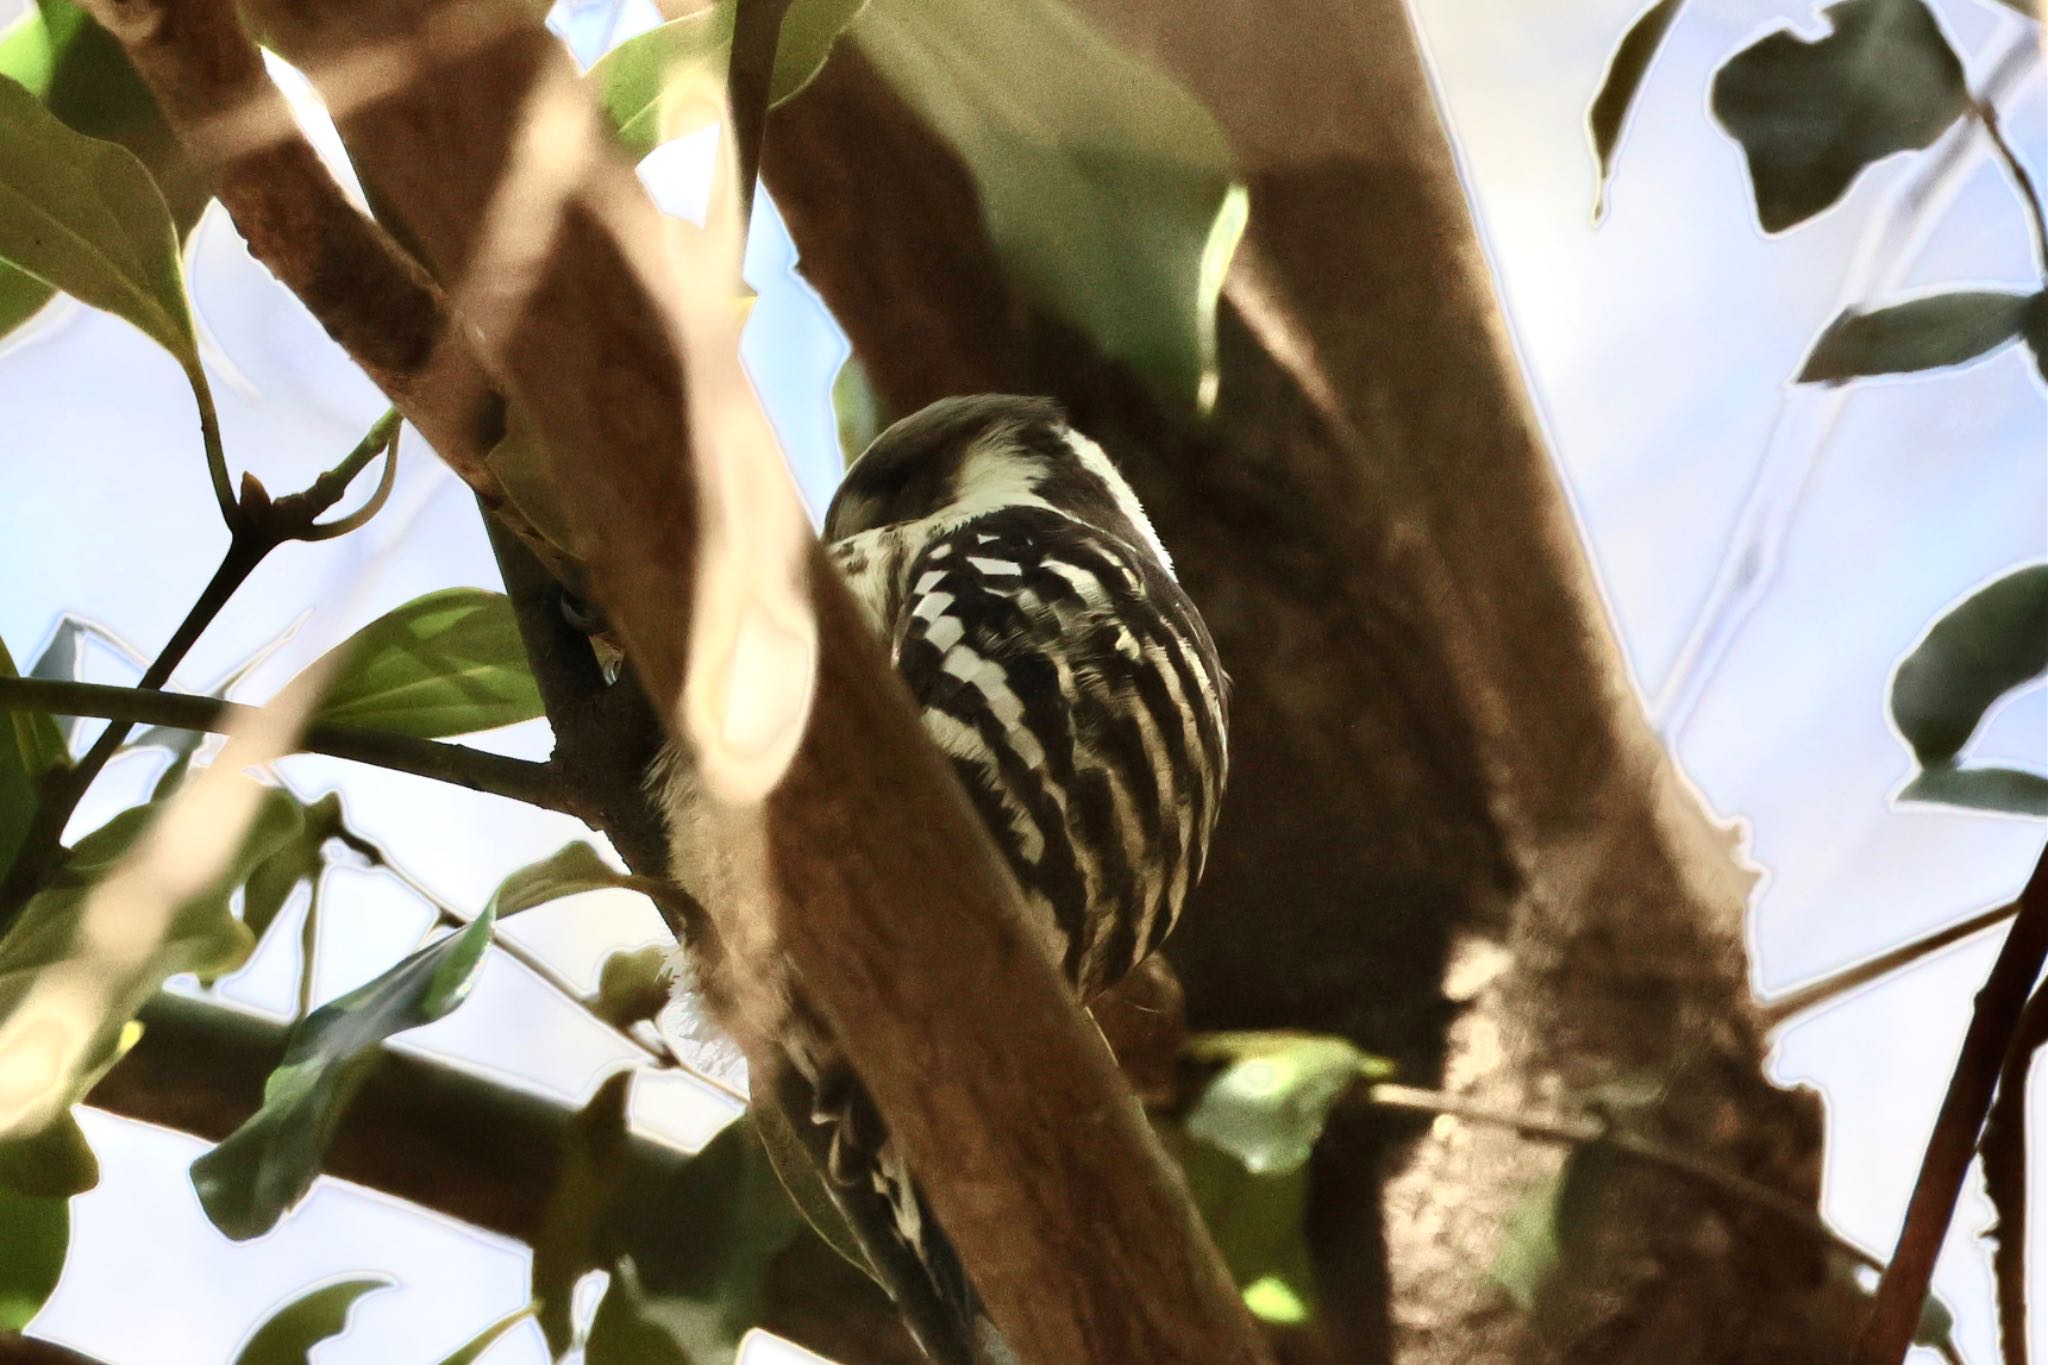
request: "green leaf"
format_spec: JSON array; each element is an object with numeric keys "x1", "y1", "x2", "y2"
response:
[
  {"x1": 491, "y1": 840, "x2": 635, "y2": 917},
  {"x1": 1166, "y1": 1128, "x2": 1317, "y2": 1325},
  {"x1": 0, "y1": 0, "x2": 205, "y2": 343},
  {"x1": 1183, "y1": 1031, "x2": 1382, "y2": 1175},
  {"x1": 534, "y1": 1069, "x2": 634, "y2": 1356},
  {"x1": 831, "y1": 352, "x2": 883, "y2": 468},
  {"x1": 190, "y1": 905, "x2": 498, "y2": 1239},
  {"x1": 232, "y1": 1277, "x2": 392, "y2": 1365},
  {"x1": 240, "y1": 792, "x2": 344, "y2": 942},
  {"x1": 0, "y1": 1183, "x2": 67, "y2": 1331},
  {"x1": 299, "y1": 589, "x2": 543, "y2": 739},
  {"x1": 1891, "y1": 564, "x2": 2048, "y2": 765},
  {"x1": 1899, "y1": 764, "x2": 2048, "y2": 817},
  {"x1": 749, "y1": 1088, "x2": 865, "y2": 1273},
  {"x1": 594, "y1": 944, "x2": 675, "y2": 1029},
  {"x1": 0, "y1": 72, "x2": 199, "y2": 369},
  {"x1": 1709, "y1": 0, "x2": 1967, "y2": 233},
  {"x1": 853, "y1": 0, "x2": 1246, "y2": 407},
  {"x1": 2025, "y1": 291, "x2": 2048, "y2": 386},
  {"x1": 0, "y1": 1109, "x2": 99, "y2": 1199},
  {"x1": 1799, "y1": 290, "x2": 2036, "y2": 384},
  {"x1": 590, "y1": 0, "x2": 866, "y2": 159},
  {"x1": 1488, "y1": 1149, "x2": 1614, "y2": 1322},
  {"x1": 1587, "y1": 0, "x2": 1684, "y2": 220},
  {"x1": 435, "y1": 1308, "x2": 532, "y2": 1365},
  {"x1": 0, "y1": 791, "x2": 299, "y2": 1168},
  {"x1": 585, "y1": 1118, "x2": 807, "y2": 1365},
  {"x1": 0, "y1": 634, "x2": 66, "y2": 881}
]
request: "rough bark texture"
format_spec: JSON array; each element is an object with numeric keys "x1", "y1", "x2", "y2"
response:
[{"x1": 761, "y1": 1, "x2": 1858, "y2": 1356}]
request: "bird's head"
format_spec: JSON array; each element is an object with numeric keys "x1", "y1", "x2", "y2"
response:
[{"x1": 823, "y1": 394, "x2": 1173, "y2": 574}]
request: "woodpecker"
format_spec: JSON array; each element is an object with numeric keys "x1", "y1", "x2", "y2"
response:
[{"x1": 661, "y1": 394, "x2": 1229, "y2": 1362}]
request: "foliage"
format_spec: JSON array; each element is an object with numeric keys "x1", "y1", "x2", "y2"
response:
[
  {"x1": 230, "y1": 1277, "x2": 391, "y2": 1365},
  {"x1": 295, "y1": 589, "x2": 544, "y2": 739}
]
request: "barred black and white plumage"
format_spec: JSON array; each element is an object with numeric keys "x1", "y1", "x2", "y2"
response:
[{"x1": 663, "y1": 394, "x2": 1228, "y2": 1363}]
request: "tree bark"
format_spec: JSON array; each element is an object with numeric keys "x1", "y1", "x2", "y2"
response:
[{"x1": 761, "y1": 2, "x2": 1857, "y2": 1356}]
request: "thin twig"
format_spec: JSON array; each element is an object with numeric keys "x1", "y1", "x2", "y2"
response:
[
  {"x1": 1363, "y1": 1082, "x2": 1880, "y2": 1273},
  {"x1": 1978, "y1": 95, "x2": 2048, "y2": 279},
  {"x1": 348, "y1": 831, "x2": 749, "y2": 1105},
  {"x1": 1981, "y1": 977, "x2": 2048, "y2": 1365},
  {"x1": 296, "y1": 876, "x2": 322, "y2": 1018},
  {"x1": 1854, "y1": 841, "x2": 2048, "y2": 1365},
  {"x1": 0, "y1": 677, "x2": 579, "y2": 816},
  {"x1": 1761, "y1": 899, "x2": 2018, "y2": 1027}
]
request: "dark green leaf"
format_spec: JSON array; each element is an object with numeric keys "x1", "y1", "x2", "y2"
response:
[
  {"x1": 26, "y1": 617, "x2": 83, "y2": 752},
  {"x1": 1184, "y1": 1031, "x2": 1381, "y2": 1175},
  {"x1": 232, "y1": 1277, "x2": 391, "y2": 1365},
  {"x1": 1588, "y1": 0, "x2": 1684, "y2": 219},
  {"x1": 0, "y1": 634, "x2": 62, "y2": 880},
  {"x1": 750, "y1": 1089, "x2": 865, "y2": 1272},
  {"x1": 1899, "y1": 764, "x2": 2048, "y2": 817},
  {"x1": 593, "y1": 1118, "x2": 807, "y2": 1365},
  {"x1": 591, "y1": 0, "x2": 865, "y2": 159},
  {"x1": 0, "y1": 1112, "x2": 99, "y2": 1199},
  {"x1": 1710, "y1": 0, "x2": 1967, "y2": 232},
  {"x1": 586, "y1": 1258, "x2": 696, "y2": 1365},
  {"x1": 854, "y1": 0, "x2": 1246, "y2": 406},
  {"x1": 0, "y1": 1183, "x2": 67, "y2": 1331},
  {"x1": 1799, "y1": 290, "x2": 2036, "y2": 383},
  {"x1": 492, "y1": 840, "x2": 635, "y2": 917},
  {"x1": 0, "y1": 72, "x2": 200, "y2": 370},
  {"x1": 299, "y1": 589, "x2": 542, "y2": 739},
  {"x1": 594, "y1": 944, "x2": 675, "y2": 1029},
  {"x1": 534, "y1": 1069, "x2": 634, "y2": 1356},
  {"x1": 241, "y1": 792, "x2": 343, "y2": 942},
  {"x1": 831, "y1": 353, "x2": 883, "y2": 467},
  {"x1": 2025, "y1": 291, "x2": 2048, "y2": 386},
  {"x1": 0, "y1": 790, "x2": 298, "y2": 1170},
  {"x1": 1891, "y1": 564, "x2": 2048, "y2": 765},
  {"x1": 191, "y1": 905, "x2": 497, "y2": 1239},
  {"x1": 435, "y1": 1308, "x2": 532, "y2": 1365}
]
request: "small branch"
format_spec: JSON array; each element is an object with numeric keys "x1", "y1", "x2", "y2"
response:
[
  {"x1": 1854, "y1": 841, "x2": 2048, "y2": 1365},
  {"x1": 1978, "y1": 95, "x2": 2048, "y2": 279},
  {"x1": 0, "y1": 677, "x2": 578, "y2": 816},
  {"x1": 1981, "y1": 977, "x2": 2048, "y2": 1365},
  {"x1": 1363, "y1": 1083, "x2": 1878, "y2": 1274},
  {"x1": 1761, "y1": 899, "x2": 2018, "y2": 1027}
]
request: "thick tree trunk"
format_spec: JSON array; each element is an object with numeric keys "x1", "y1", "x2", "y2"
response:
[{"x1": 762, "y1": 0, "x2": 1862, "y2": 1355}]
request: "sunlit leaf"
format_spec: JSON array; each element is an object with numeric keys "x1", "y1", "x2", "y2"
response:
[
  {"x1": 190, "y1": 905, "x2": 497, "y2": 1239},
  {"x1": 1587, "y1": 0, "x2": 1684, "y2": 219},
  {"x1": 1166, "y1": 1127, "x2": 1317, "y2": 1324},
  {"x1": 1184, "y1": 1031, "x2": 1382, "y2": 1175},
  {"x1": 853, "y1": 0, "x2": 1246, "y2": 406},
  {"x1": 591, "y1": 0, "x2": 866, "y2": 158},
  {"x1": 1899, "y1": 764, "x2": 2048, "y2": 817},
  {"x1": 1799, "y1": 290, "x2": 2036, "y2": 384},
  {"x1": 0, "y1": 73, "x2": 199, "y2": 370},
  {"x1": 492, "y1": 840, "x2": 636, "y2": 917},
  {"x1": 0, "y1": 0, "x2": 204, "y2": 343},
  {"x1": 299, "y1": 589, "x2": 542, "y2": 739},
  {"x1": 594, "y1": 944, "x2": 675, "y2": 1029},
  {"x1": 0, "y1": 1183, "x2": 66, "y2": 1331},
  {"x1": 1891, "y1": 564, "x2": 2048, "y2": 766},
  {"x1": 586, "y1": 1258, "x2": 696, "y2": 1365},
  {"x1": 0, "y1": 792, "x2": 297, "y2": 1169},
  {"x1": 1710, "y1": 0, "x2": 1967, "y2": 232},
  {"x1": 232, "y1": 1277, "x2": 391, "y2": 1365}
]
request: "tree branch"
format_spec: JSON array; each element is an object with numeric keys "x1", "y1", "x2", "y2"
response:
[
  {"x1": 1856, "y1": 842, "x2": 2048, "y2": 1364},
  {"x1": 106, "y1": 0, "x2": 1270, "y2": 1357},
  {"x1": 0, "y1": 676, "x2": 578, "y2": 816}
]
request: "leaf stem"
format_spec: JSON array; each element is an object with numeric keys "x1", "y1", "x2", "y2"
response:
[
  {"x1": 1978, "y1": 96, "x2": 2048, "y2": 280},
  {"x1": 0, "y1": 676, "x2": 580, "y2": 816},
  {"x1": 297, "y1": 875, "x2": 322, "y2": 1018},
  {"x1": 191, "y1": 364, "x2": 237, "y2": 525}
]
